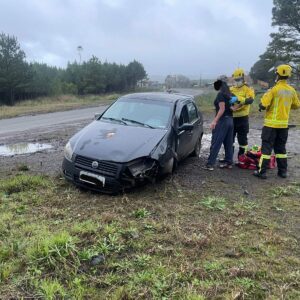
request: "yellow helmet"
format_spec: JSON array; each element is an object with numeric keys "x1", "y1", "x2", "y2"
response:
[
  {"x1": 276, "y1": 64, "x2": 292, "y2": 77},
  {"x1": 232, "y1": 68, "x2": 245, "y2": 80}
]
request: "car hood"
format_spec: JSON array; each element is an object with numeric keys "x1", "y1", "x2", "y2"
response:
[{"x1": 71, "y1": 121, "x2": 168, "y2": 163}]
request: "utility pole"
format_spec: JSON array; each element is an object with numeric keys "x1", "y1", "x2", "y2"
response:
[{"x1": 77, "y1": 46, "x2": 83, "y2": 64}]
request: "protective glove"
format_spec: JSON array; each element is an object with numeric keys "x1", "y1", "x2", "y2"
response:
[
  {"x1": 229, "y1": 96, "x2": 238, "y2": 105},
  {"x1": 259, "y1": 103, "x2": 266, "y2": 112},
  {"x1": 244, "y1": 98, "x2": 254, "y2": 105}
]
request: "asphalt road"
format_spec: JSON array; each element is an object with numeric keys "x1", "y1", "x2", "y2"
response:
[
  {"x1": 0, "y1": 89, "x2": 204, "y2": 139},
  {"x1": 0, "y1": 106, "x2": 107, "y2": 138}
]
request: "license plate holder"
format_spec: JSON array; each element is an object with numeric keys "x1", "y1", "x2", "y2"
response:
[{"x1": 79, "y1": 170, "x2": 106, "y2": 187}]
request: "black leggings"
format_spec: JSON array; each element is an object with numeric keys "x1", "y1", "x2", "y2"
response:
[{"x1": 208, "y1": 117, "x2": 234, "y2": 165}]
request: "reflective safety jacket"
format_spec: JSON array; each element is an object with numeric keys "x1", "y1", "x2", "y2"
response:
[
  {"x1": 230, "y1": 84, "x2": 255, "y2": 118},
  {"x1": 261, "y1": 80, "x2": 300, "y2": 128}
]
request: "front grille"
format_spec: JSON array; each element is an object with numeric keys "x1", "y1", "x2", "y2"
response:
[{"x1": 75, "y1": 155, "x2": 119, "y2": 177}]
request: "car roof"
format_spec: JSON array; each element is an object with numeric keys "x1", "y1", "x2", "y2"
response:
[{"x1": 119, "y1": 92, "x2": 194, "y2": 103}]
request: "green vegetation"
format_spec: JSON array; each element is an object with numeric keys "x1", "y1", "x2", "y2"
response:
[
  {"x1": 0, "y1": 33, "x2": 146, "y2": 106},
  {"x1": 194, "y1": 92, "x2": 216, "y2": 113},
  {"x1": 199, "y1": 196, "x2": 227, "y2": 211},
  {"x1": 250, "y1": 0, "x2": 300, "y2": 84},
  {"x1": 1, "y1": 173, "x2": 299, "y2": 299}
]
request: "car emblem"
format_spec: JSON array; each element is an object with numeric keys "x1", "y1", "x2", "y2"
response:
[
  {"x1": 92, "y1": 161, "x2": 99, "y2": 169},
  {"x1": 106, "y1": 132, "x2": 116, "y2": 138}
]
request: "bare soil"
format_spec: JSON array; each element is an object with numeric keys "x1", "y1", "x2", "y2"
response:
[{"x1": 1, "y1": 113, "x2": 299, "y2": 180}]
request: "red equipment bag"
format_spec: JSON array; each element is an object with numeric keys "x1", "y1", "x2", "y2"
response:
[{"x1": 237, "y1": 150, "x2": 276, "y2": 170}]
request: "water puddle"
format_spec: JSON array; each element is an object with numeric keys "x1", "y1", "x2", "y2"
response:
[
  {"x1": 202, "y1": 133, "x2": 212, "y2": 151},
  {"x1": 0, "y1": 143, "x2": 53, "y2": 156}
]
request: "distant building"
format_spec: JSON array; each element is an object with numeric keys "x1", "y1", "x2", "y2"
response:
[
  {"x1": 137, "y1": 79, "x2": 162, "y2": 89},
  {"x1": 257, "y1": 80, "x2": 269, "y2": 89},
  {"x1": 165, "y1": 74, "x2": 191, "y2": 89}
]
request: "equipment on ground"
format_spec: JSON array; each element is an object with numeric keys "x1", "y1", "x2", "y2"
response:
[{"x1": 237, "y1": 146, "x2": 276, "y2": 170}]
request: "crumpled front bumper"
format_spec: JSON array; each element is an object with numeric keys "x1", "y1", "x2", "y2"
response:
[{"x1": 62, "y1": 156, "x2": 159, "y2": 194}]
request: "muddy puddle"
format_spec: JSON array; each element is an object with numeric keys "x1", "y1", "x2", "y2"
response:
[
  {"x1": 0, "y1": 143, "x2": 53, "y2": 156},
  {"x1": 202, "y1": 133, "x2": 212, "y2": 151}
]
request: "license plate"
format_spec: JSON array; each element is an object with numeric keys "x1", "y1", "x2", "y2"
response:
[{"x1": 79, "y1": 170, "x2": 106, "y2": 187}]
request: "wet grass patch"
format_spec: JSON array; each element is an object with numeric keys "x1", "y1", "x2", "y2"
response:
[{"x1": 0, "y1": 174, "x2": 299, "y2": 299}]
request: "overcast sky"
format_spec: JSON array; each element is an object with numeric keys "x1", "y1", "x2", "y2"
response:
[{"x1": 0, "y1": 0, "x2": 274, "y2": 79}]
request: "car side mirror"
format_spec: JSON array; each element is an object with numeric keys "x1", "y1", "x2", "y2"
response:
[
  {"x1": 94, "y1": 113, "x2": 102, "y2": 120},
  {"x1": 178, "y1": 123, "x2": 194, "y2": 132}
]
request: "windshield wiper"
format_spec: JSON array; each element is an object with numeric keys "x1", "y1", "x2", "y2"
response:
[
  {"x1": 121, "y1": 118, "x2": 155, "y2": 129},
  {"x1": 102, "y1": 117, "x2": 127, "y2": 125}
]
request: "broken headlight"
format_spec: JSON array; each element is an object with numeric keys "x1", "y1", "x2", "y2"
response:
[{"x1": 127, "y1": 158, "x2": 156, "y2": 177}]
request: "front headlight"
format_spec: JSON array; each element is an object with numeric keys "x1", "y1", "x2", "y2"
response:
[{"x1": 64, "y1": 141, "x2": 74, "y2": 161}]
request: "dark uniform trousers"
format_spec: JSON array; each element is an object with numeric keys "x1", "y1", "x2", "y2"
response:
[
  {"x1": 259, "y1": 126, "x2": 288, "y2": 175},
  {"x1": 233, "y1": 116, "x2": 249, "y2": 156}
]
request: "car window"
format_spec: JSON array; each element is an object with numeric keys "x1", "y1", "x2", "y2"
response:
[
  {"x1": 187, "y1": 102, "x2": 198, "y2": 123},
  {"x1": 100, "y1": 99, "x2": 172, "y2": 129},
  {"x1": 179, "y1": 105, "x2": 189, "y2": 126}
]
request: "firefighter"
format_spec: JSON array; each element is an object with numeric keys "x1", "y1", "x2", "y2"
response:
[
  {"x1": 254, "y1": 64, "x2": 300, "y2": 179},
  {"x1": 229, "y1": 68, "x2": 255, "y2": 156}
]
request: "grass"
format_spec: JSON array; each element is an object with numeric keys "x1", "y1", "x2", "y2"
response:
[
  {"x1": 198, "y1": 196, "x2": 227, "y2": 211},
  {"x1": 0, "y1": 173, "x2": 299, "y2": 299},
  {"x1": 0, "y1": 93, "x2": 120, "y2": 119},
  {"x1": 195, "y1": 92, "x2": 216, "y2": 113}
]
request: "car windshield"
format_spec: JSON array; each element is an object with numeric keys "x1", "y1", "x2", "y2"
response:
[{"x1": 100, "y1": 98, "x2": 173, "y2": 129}]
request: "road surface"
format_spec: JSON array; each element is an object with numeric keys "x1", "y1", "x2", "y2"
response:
[
  {"x1": 0, "y1": 89, "x2": 204, "y2": 139},
  {"x1": 0, "y1": 106, "x2": 107, "y2": 138}
]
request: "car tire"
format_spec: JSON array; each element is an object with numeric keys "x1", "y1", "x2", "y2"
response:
[
  {"x1": 161, "y1": 141, "x2": 178, "y2": 174},
  {"x1": 190, "y1": 134, "x2": 202, "y2": 157},
  {"x1": 162, "y1": 154, "x2": 178, "y2": 174}
]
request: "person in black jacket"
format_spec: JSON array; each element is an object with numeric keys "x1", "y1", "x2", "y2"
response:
[{"x1": 203, "y1": 80, "x2": 234, "y2": 170}]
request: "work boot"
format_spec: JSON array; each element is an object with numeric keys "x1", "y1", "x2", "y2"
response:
[
  {"x1": 277, "y1": 171, "x2": 287, "y2": 178},
  {"x1": 253, "y1": 170, "x2": 267, "y2": 179},
  {"x1": 219, "y1": 162, "x2": 233, "y2": 169},
  {"x1": 238, "y1": 147, "x2": 245, "y2": 156},
  {"x1": 202, "y1": 164, "x2": 214, "y2": 171}
]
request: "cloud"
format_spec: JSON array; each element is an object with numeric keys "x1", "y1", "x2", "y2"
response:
[{"x1": 0, "y1": 0, "x2": 273, "y2": 78}]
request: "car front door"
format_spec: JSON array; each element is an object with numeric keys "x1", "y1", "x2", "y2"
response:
[{"x1": 177, "y1": 104, "x2": 193, "y2": 159}]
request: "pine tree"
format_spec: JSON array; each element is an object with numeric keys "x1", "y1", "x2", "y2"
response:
[{"x1": 0, "y1": 33, "x2": 32, "y2": 105}]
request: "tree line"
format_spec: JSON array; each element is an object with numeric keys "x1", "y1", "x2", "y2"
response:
[
  {"x1": 250, "y1": 0, "x2": 300, "y2": 85},
  {"x1": 0, "y1": 33, "x2": 147, "y2": 105}
]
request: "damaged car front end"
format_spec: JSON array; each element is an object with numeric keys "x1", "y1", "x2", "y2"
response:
[{"x1": 63, "y1": 133, "x2": 175, "y2": 193}]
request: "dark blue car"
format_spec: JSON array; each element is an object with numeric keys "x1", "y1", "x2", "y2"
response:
[{"x1": 62, "y1": 92, "x2": 203, "y2": 193}]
